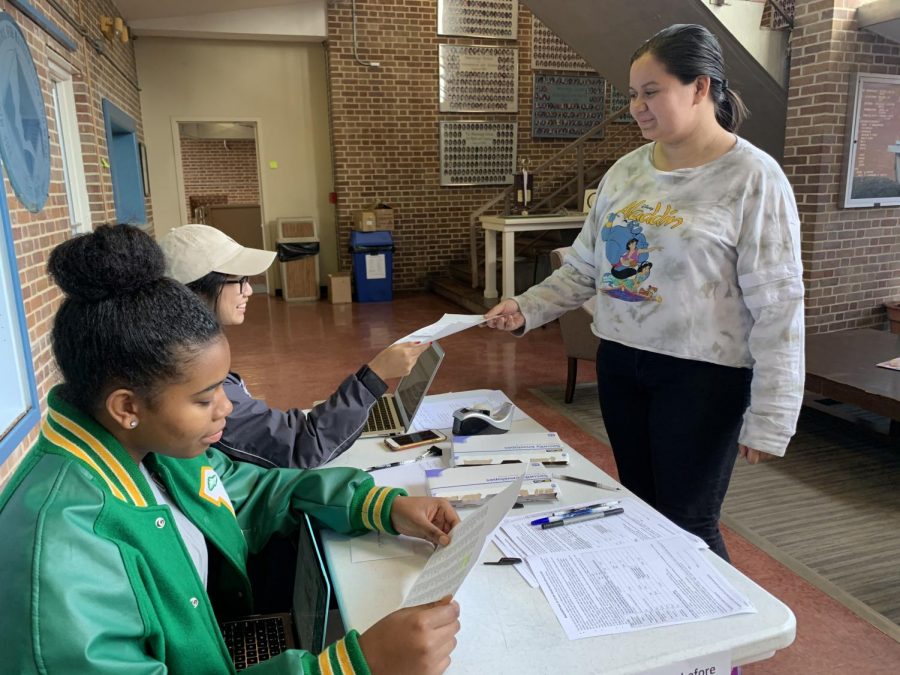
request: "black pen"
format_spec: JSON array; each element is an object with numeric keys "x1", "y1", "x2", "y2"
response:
[
  {"x1": 365, "y1": 446, "x2": 441, "y2": 472},
  {"x1": 555, "y1": 474, "x2": 620, "y2": 491},
  {"x1": 541, "y1": 507, "x2": 624, "y2": 529},
  {"x1": 483, "y1": 557, "x2": 522, "y2": 565}
]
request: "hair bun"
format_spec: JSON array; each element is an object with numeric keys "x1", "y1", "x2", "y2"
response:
[{"x1": 48, "y1": 224, "x2": 166, "y2": 302}]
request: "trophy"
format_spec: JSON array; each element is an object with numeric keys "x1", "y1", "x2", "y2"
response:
[{"x1": 514, "y1": 158, "x2": 533, "y2": 215}]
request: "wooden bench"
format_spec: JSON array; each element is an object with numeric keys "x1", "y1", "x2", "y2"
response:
[{"x1": 804, "y1": 328, "x2": 900, "y2": 437}]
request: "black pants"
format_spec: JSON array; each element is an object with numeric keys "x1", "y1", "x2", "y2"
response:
[{"x1": 596, "y1": 340, "x2": 751, "y2": 561}]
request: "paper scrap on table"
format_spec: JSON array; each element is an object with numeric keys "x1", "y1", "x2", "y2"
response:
[
  {"x1": 876, "y1": 356, "x2": 900, "y2": 371},
  {"x1": 394, "y1": 314, "x2": 485, "y2": 344},
  {"x1": 401, "y1": 467, "x2": 525, "y2": 607},
  {"x1": 408, "y1": 389, "x2": 527, "y2": 433},
  {"x1": 529, "y1": 536, "x2": 755, "y2": 640},
  {"x1": 350, "y1": 532, "x2": 434, "y2": 563}
]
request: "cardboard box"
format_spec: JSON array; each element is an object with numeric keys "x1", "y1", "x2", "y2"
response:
[
  {"x1": 327, "y1": 272, "x2": 352, "y2": 304},
  {"x1": 353, "y1": 206, "x2": 394, "y2": 232}
]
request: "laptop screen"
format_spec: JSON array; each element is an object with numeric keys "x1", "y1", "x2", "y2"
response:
[
  {"x1": 292, "y1": 513, "x2": 331, "y2": 653},
  {"x1": 396, "y1": 342, "x2": 445, "y2": 428}
]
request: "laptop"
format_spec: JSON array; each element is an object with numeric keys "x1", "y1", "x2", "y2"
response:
[
  {"x1": 361, "y1": 342, "x2": 445, "y2": 437},
  {"x1": 220, "y1": 514, "x2": 331, "y2": 670}
]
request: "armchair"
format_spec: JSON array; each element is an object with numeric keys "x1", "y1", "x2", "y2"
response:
[{"x1": 551, "y1": 247, "x2": 600, "y2": 403}]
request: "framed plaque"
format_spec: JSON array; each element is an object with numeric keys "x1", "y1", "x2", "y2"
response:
[
  {"x1": 439, "y1": 45, "x2": 518, "y2": 113},
  {"x1": 437, "y1": 0, "x2": 517, "y2": 40},
  {"x1": 439, "y1": 121, "x2": 517, "y2": 186},
  {"x1": 607, "y1": 83, "x2": 634, "y2": 124},
  {"x1": 532, "y1": 73, "x2": 605, "y2": 139},
  {"x1": 532, "y1": 17, "x2": 594, "y2": 72}
]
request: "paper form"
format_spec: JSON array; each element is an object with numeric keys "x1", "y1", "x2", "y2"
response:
[
  {"x1": 350, "y1": 532, "x2": 434, "y2": 563},
  {"x1": 529, "y1": 536, "x2": 755, "y2": 640},
  {"x1": 394, "y1": 313, "x2": 485, "y2": 344},
  {"x1": 401, "y1": 468, "x2": 524, "y2": 607},
  {"x1": 350, "y1": 458, "x2": 446, "y2": 563},
  {"x1": 408, "y1": 389, "x2": 527, "y2": 433},
  {"x1": 494, "y1": 498, "x2": 708, "y2": 588}
]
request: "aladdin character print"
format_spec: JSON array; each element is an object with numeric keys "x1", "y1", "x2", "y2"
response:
[{"x1": 600, "y1": 210, "x2": 662, "y2": 303}]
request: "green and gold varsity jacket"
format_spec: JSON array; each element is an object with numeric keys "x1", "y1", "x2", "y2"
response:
[{"x1": 0, "y1": 388, "x2": 406, "y2": 674}]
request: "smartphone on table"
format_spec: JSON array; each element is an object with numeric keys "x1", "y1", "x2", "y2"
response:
[{"x1": 384, "y1": 429, "x2": 447, "y2": 451}]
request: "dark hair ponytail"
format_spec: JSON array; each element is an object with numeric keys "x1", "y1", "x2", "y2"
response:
[
  {"x1": 631, "y1": 23, "x2": 749, "y2": 132},
  {"x1": 48, "y1": 224, "x2": 223, "y2": 412}
]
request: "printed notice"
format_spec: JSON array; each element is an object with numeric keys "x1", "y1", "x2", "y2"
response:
[{"x1": 365, "y1": 254, "x2": 386, "y2": 280}]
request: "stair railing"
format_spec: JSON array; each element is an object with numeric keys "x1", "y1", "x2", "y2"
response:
[{"x1": 468, "y1": 102, "x2": 632, "y2": 288}]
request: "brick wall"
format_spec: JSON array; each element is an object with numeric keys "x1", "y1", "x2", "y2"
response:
[
  {"x1": 1, "y1": 0, "x2": 149, "y2": 483},
  {"x1": 785, "y1": 0, "x2": 900, "y2": 333},
  {"x1": 326, "y1": 0, "x2": 644, "y2": 289},
  {"x1": 180, "y1": 137, "x2": 261, "y2": 217}
]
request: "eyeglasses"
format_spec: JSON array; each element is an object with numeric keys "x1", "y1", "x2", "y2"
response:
[{"x1": 224, "y1": 276, "x2": 250, "y2": 289}]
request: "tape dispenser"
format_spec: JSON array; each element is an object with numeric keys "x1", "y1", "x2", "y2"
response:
[{"x1": 451, "y1": 402, "x2": 515, "y2": 436}]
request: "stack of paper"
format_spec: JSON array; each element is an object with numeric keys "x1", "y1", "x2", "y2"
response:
[
  {"x1": 492, "y1": 497, "x2": 755, "y2": 640},
  {"x1": 451, "y1": 432, "x2": 569, "y2": 466},
  {"x1": 425, "y1": 462, "x2": 559, "y2": 507}
]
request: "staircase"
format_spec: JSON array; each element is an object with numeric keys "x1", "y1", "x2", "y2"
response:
[{"x1": 430, "y1": 0, "x2": 790, "y2": 311}]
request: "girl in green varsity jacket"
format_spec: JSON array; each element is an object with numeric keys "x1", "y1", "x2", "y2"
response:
[{"x1": 0, "y1": 225, "x2": 460, "y2": 675}]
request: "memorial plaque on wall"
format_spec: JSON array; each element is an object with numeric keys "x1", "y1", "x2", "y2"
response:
[
  {"x1": 438, "y1": 0, "x2": 517, "y2": 39},
  {"x1": 532, "y1": 17, "x2": 594, "y2": 72},
  {"x1": 439, "y1": 45, "x2": 518, "y2": 113},
  {"x1": 439, "y1": 121, "x2": 516, "y2": 186},
  {"x1": 532, "y1": 73, "x2": 605, "y2": 139},
  {"x1": 607, "y1": 84, "x2": 634, "y2": 124}
]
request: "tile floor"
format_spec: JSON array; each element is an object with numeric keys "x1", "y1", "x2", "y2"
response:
[{"x1": 226, "y1": 291, "x2": 900, "y2": 674}]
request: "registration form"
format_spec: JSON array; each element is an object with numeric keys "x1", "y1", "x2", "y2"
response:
[{"x1": 528, "y1": 536, "x2": 756, "y2": 640}]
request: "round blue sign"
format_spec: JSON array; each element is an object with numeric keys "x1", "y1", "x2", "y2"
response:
[{"x1": 0, "y1": 13, "x2": 50, "y2": 213}]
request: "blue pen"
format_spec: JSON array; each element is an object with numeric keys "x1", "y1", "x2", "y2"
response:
[{"x1": 530, "y1": 504, "x2": 619, "y2": 526}]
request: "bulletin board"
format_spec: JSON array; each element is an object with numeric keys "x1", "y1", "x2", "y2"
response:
[
  {"x1": 439, "y1": 121, "x2": 517, "y2": 186},
  {"x1": 532, "y1": 73, "x2": 605, "y2": 139},
  {"x1": 842, "y1": 72, "x2": 900, "y2": 208}
]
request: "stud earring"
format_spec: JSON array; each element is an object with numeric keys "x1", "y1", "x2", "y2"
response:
[{"x1": 129, "y1": 419, "x2": 139, "y2": 429}]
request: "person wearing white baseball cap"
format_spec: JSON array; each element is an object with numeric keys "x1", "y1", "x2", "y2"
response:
[{"x1": 159, "y1": 224, "x2": 429, "y2": 469}]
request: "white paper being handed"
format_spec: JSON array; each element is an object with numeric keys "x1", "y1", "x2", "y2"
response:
[
  {"x1": 401, "y1": 468, "x2": 525, "y2": 608},
  {"x1": 394, "y1": 313, "x2": 485, "y2": 344}
]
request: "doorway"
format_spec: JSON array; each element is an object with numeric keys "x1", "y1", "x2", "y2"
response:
[{"x1": 175, "y1": 120, "x2": 268, "y2": 293}]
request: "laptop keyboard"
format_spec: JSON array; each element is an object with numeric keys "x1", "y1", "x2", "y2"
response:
[
  {"x1": 365, "y1": 396, "x2": 398, "y2": 433},
  {"x1": 221, "y1": 617, "x2": 289, "y2": 671}
]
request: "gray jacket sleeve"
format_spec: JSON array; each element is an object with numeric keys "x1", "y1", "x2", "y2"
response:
[{"x1": 215, "y1": 367, "x2": 387, "y2": 469}]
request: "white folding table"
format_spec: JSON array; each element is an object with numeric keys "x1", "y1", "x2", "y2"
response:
[{"x1": 321, "y1": 392, "x2": 796, "y2": 674}]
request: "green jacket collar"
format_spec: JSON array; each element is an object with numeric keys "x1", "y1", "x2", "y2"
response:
[{"x1": 42, "y1": 387, "x2": 157, "y2": 507}]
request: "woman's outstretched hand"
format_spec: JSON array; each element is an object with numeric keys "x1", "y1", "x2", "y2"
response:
[{"x1": 482, "y1": 299, "x2": 525, "y2": 332}]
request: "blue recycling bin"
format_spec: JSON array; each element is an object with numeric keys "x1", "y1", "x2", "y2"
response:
[{"x1": 349, "y1": 230, "x2": 394, "y2": 302}]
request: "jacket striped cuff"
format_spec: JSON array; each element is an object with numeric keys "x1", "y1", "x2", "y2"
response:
[
  {"x1": 350, "y1": 482, "x2": 407, "y2": 535},
  {"x1": 315, "y1": 630, "x2": 371, "y2": 675}
]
